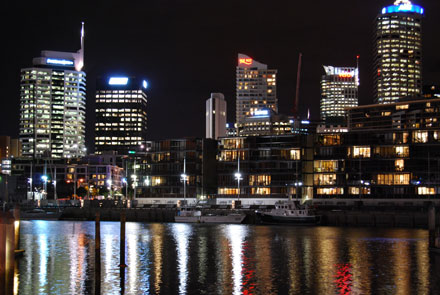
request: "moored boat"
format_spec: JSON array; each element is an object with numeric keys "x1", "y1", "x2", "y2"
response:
[
  {"x1": 175, "y1": 207, "x2": 246, "y2": 224},
  {"x1": 256, "y1": 200, "x2": 320, "y2": 225}
]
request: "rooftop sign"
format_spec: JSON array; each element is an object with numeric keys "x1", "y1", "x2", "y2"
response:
[
  {"x1": 382, "y1": 1, "x2": 424, "y2": 14},
  {"x1": 252, "y1": 109, "x2": 269, "y2": 117},
  {"x1": 108, "y1": 77, "x2": 129, "y2": 85},
  {"x1": 239, "y1": 58, "x2": 253, "y2": 66},
  {"x1": 46, "y1": 58, "x2": 74, "y2": 66}
]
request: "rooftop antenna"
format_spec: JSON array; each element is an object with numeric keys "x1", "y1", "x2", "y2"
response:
[
  {"x1": 293, "y1": 53, "x2": 302, "y2": 118},
  {"x1": 356, "y1": 55, "x2": 360, "y2": 86},
  {"x1": 75, "y1": 22, "x2": 85, "y2": 71}
]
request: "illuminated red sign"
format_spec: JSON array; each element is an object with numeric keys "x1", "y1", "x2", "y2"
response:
[
  {"x1": 339, "y1": 73, "x2": 353, "y2": 78},
  {"x1": 239, "y1": 58, "x2": 253, "y2": 65}
]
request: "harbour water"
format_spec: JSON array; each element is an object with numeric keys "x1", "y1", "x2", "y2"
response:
[{"x1": 16, "y1": 221, "x2": 440, "y2": 294}]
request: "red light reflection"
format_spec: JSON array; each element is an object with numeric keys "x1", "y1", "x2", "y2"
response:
[{"x1": 334, "y1": 263, "x2": 353, "y2": 295}]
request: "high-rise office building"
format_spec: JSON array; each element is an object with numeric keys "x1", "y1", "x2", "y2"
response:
[
  {"x1": 374, "y1": 0, "x2": 424, "y2": 104},
  {"x1": 206, "y1": 93, "x2": 227, "y2": 139},
  {"x1": 320, "y1": 65, "x2": 359, "y2": 122},
  {"x1": 236, "y1": 54, "x2": 277, "y2": 124},
  {"x1": 20, "y1": 23, "x2": 86, "y2": 158},
  {"x1": 95, "y1": 76, "x2": 148, "y2": 155}
]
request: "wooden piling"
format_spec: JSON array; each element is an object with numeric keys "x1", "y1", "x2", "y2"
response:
[
  {"x1": 13, "y1": 207, "x2": 20, "y2": 251},
  {"x1": 429, "y1": 206, "x2": 436, "y2": 249},
  {"x1": 119, "y1": 210, "x2": 127, "y2": 268},
  {"x1": 1, "y1": 212, "x2": 15, "y2": 295},
  {"x1": 95, "y1": 212, "x2": 101, "y2": 295}
]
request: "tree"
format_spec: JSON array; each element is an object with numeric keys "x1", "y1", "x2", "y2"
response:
[
  {"x1": 98, "y1": 186, "x2": 110, "y2": 198},
  {"x1": 76, "y1": 186, "x2": 87, "y2": 198}
]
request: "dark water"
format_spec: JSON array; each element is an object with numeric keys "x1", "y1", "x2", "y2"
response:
[{"x1": 15, "y1": 221, "x2": 440, "y2": 294}]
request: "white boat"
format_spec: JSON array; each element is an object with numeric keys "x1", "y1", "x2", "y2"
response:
[
  {"x1": 256, "y1": 200, "x2": 320, "y2": 225},
  {"x1": 175, "y1": 207, "x2": 246, "y2": 224}
]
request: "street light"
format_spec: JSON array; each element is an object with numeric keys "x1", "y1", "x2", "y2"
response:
[
  {"x1": 41, "y1": 175, "x2": 48, "y2": 197},
  {"x1": 122, "y1": 178, "x2": 127, "y2": 200},
  {"x1": 131, "y1": 174, "x2": 137, "y2": 199},
  {"x1": 107, "y1": 179, "x2": 112, "y2": 199},
  {"x1": 294, "y1": 181, "x2": 303, "y2": 200},
  {"x1": 181, "y1": 173, "x2": 188, "y2": 200},
  {"x1": 234, "y1": 172, "x2": 243, "y2": 200}
]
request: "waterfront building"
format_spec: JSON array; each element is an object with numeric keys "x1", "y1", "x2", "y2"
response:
[
  {"x1": 206, "y1": 93, "x2": 227, "y2": 139},
  {"x1": 313, "y1": 98, "x2": 440, "y2": 200},
  {"x1": 134, "y1": 138, "x2": 217, "y2": 204},
  {"x1": 216, "y1": 135, "x2": 314, "y2": 205},
  {"x1": 236, "y1": 110, "x2": 292, "y2": 137},
  {"x1": 374, "y1": 0, "x2": 424, "y2": 103},
  {"x1": 95, "y1": 76, "x2": 148, "y2": 155},
  {"x1": 4, "y1": 156, "x2": 124, "y2": 201},
  {"x1": 19, "y1": 23, "x2": 86, "y2": 159},
  {"x1": 236, "y1": 54, "x2": 277, "y2": 124},
  {"x1": 226, "y1": 123, "x2": 237, "y2": 137},
  {"x1": 320, "y1": 65, "x2": 359, "y2": 122}
]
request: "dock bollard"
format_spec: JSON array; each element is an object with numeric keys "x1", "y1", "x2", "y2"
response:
[
  {"x1": 95, "y1": 212, "x2": 101, "y2": 295},
  {"x1": 119, "y1": 210, "x2": 127, "y2": 268}
]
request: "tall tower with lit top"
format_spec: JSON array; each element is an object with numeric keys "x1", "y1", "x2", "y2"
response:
[
  {"x1": 19, "y1": 23, "x2": 86, "y2": 158},
  {"x1": 374, "y1": 0, "x2": 424, "y2": 104},
  {"x1": 320, "y1": 64, "x2": 359, "y2": 122},
  {"x1": 236, "y1": 54, "x2": 277, "y2": 124}
]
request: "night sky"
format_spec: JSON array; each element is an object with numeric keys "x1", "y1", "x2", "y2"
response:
[{"x1": 4, "y1": 0, "x2": 440, "y2": 151}]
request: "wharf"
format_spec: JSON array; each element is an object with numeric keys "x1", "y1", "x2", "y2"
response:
[{"x1": 52, "y1": 206, "x2": 432, "y2": 228}]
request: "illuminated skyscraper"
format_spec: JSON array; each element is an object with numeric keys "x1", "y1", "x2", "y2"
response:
[
  {"x1": 236, "y1": 54, "x2": 277, "y2": 124},
  {"x1": 206, "y1": 93, "x2": 227, "y2": 140},
  {"x1": 95, "y1": 76, "x2": 148, "y2": 155},
  {"x1": 20, "y1": 23, "x2": 86, "y2": 158},
  {"x1": 374, "y1": 0, "x2": 424, "y2": 103},
  {"x1": 320, "y1": 65, "x2": 359, "y2": 122}
]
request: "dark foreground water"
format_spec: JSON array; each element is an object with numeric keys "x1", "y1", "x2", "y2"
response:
[{"x1": 16, "y1": 221, "x2": 440, "y2": 294}]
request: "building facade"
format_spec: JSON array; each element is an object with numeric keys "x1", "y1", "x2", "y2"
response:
[
  {"x1": 216, "y1": 135, "x2": 314, "y2": 205},
  {"x1": 132, "y1": 138, "x2": 217, "y2": 204},
  {"x1": 236, "y1": 54, "x2": 277, "y2": 124},
  {"x1": 95, "y1": 76, "x2": 148, "y2": 155},
  {"x1": 19, "y1": 24, "x2": 86, "y2": 159},
  {"x1": 374, "y1": 0, "x2": 424, "y2": 104},
  {"x1": 320, "y1": 65, "x2": 359, "y2": 122},
  {"x1": 206, "y1": 93, "x2": 227, "y2": 139}
]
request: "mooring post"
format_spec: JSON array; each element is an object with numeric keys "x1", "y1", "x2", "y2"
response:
[
  {"x1": 429, "y1": 205, "x2": 436, "y2": 249},
  {"x1": 120, "y1": 210, "x2": 127, "y2": 268},
  {"x1": 95, "y1": 211, "x2": 101, "y2": 295},
  {"x1": 13, "y1": 206, "x2": 20, "y2": 251},
  {"x1": 1, "y1": 212, "x2": 15, "y2": 295}
]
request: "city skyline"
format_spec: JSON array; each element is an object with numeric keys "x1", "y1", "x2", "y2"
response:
[{"x1": 4, "y1": 0, "x2": 440, "y2": 150}]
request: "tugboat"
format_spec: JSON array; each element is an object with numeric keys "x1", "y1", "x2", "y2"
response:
[
  {"x1": 175, "y1": 206, "x2": 246, "y2": 224},
  {"x1": 256, "y1": 200, "x2": 320, "y2": 225}
]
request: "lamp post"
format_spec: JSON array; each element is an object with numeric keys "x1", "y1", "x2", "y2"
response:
[
  {"x1": 122, "y1": 178, "x2": 127, "y2": 200},
  {"x1": 181, "y1": 157, "x2": 188, "y2": 200},
  {"x1": 107, "y1": 179, "x2": 112, "y2": 199},
  {"x1": 41, "y1": 175, "x2": 48, "y2": 198},
  {"x1": 294, "y1": 181, "x2": 303, "y2": 200},
  {"x1": 234, "y1": 156, "x2": 243, "y2": 201}
]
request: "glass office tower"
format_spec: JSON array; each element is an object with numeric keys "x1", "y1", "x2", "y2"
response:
[
  {"x1": 374, "y1": 0, "x2": 424, "y2": 103},
  {"x1": 95, "y1": 76, "x2": 148, "y2": 155},
  {"x1": 19, "y1": 23, "x2": 86, "y2": 158}
]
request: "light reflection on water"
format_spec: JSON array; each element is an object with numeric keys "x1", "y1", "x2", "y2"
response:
[{"x1": 16, "y1": 221, "x2": 440, "y2": 294}]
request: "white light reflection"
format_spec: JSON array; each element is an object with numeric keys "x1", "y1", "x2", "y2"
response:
[
  {"x1": 171, "y1": 223, "x2": 192, "y2": 295},
  {"x1": 39, "y1": 234, "x2": 48, "y2": 288},
  {"x1": 224, "y1": 225, "x2": 248, "y2": 295}
]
